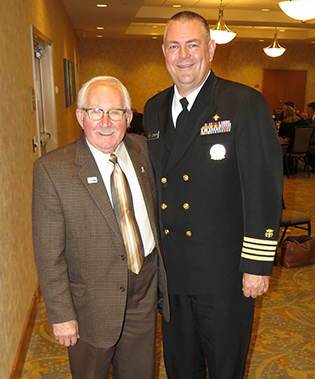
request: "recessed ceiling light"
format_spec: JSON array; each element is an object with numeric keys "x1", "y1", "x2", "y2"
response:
[
  {"x1": 279, "y1": 29, "x2": 285, "y2": 32},
  {"x1": 97, "y1": 4, "x2": 107, "y2": 8},
  {"x1": 97, "y1": 35, "x2": 103, "y2": 37},
  {"x1": 152, "y1": 25, "x2": 158, "y2": 28},
  {"x1": 259, "y1": 39, "x2": 264, "y2": 42},
  {"x1": 96, "y1": 27, "x2": 104, "y2": 30},
  {"x1": 311, "y1": 41, "x2": 315, "y2": 44},
  {"x1": 261, "y1": 8, "x2": 269, "y2": 12},
  {"x1": 173, "y1": 5, "x2": 182, "y2": 8},
  {"x1": 152, "y1": 36, "x2": 158, "y2": 39}
]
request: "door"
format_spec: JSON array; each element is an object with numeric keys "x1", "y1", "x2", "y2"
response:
[
  {"x1": 263, "y1": 70, "x2": 307, "y2": 116},
  {"x1": 30, "y1": 26, "x2": 58, "y2": 156}
]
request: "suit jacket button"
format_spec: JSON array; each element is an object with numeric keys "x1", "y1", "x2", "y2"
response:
[
  {"x1": 186, "y1": 230, "x2": 192, "y2": 237},
  {"x1": 121, "y1": 255, "x2": 125, "y2": 260},
  {"x1": 161, "y1": 203, "x2": 167, "y2": 210},
  {"x1": 164, "y1": 229, "x2": 170, "y2": 235},
  {"x1": 120, "y1": 286, "x2": 125, "y2": 292},
  {"x1": 161, "y1": 177, "x2": 167, "y2": 184},
  {"x1": 183, "y1": 203, "x2": 190, "y2": 210}
]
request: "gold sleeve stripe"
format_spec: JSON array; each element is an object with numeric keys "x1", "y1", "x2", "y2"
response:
[
  {"x1": 241, "y1": 252, "x2": 274, "y2": 262},
  {"x1": 244, "y1": 236, "x2": 277, "y2": 246},
  {"x1": 243, "y1": 242, "x2": 276, "y2": 251},
  {"x1": 242, "y1": 247, "x2": 275, "y2": 257}
]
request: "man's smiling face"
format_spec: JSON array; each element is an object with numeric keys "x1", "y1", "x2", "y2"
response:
[
  {"x1": 76, "y1": 82, "x2": 132, "y2": 154},
  {"x1": 162, "y1": 19, "x2": 216, "y2": 97}
]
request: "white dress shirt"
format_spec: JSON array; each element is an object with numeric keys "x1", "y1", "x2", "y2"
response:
[
  {"x1": 86, "y1": 138, "x2": 155, "y2": 257},
  {"x1": 172, "y1": 70, "x2": 211, "y2": 127}
]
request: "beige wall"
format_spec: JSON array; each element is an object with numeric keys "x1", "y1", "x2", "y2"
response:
[
  {"x1": 0, "y1": 1, "x2": 79, "y2": 377},
  {"x1": 79, "y1": 38, "x2": 315, "y2": 113}
]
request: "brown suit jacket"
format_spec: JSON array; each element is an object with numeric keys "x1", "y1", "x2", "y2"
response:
[{"x1": 32, "y1": 133, "x2": 169, "y2": 348}]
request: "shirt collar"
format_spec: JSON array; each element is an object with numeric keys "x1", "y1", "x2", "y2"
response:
[
  {"x1": 174, "y1": 70, "x2": 211, "y2": 111},
  {"x1": 85, "y1": 137, "x2": 127, "y2": 166}
]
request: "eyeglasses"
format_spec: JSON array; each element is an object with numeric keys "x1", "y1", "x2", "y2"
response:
[{"x1": 82, "y1": 108, "x2": 127, "y2": 122}]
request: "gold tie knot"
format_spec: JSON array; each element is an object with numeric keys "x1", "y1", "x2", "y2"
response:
[{"x1": 109, "y1": 153, "x2": 118, "y2": 165}]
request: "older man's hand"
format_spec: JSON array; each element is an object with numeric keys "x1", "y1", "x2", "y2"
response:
[
  {"x1": 242, "y1": 273, "x2": 270, "y2": 299},
  {"x1": 52, "y1": 320, "x2": 79, "y2": 347}
]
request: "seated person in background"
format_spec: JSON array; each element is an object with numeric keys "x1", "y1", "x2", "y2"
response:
[
  {"x1": 279, "y1": 106, "x2": 307, "y2": 151},
  {"x1": 279, "y1": 101, "x2": 301, "y2": 122},
  {"x1": 304, "y1": 102, "x2": 315, "y2": 172},
  {"x1": 302, "y1": 102, "x2": 315, "y2": 125}
]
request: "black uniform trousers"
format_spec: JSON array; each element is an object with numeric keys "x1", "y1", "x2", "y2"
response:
[{"x1": 162, "y1": 288, "x2": 255, "y2": 379}]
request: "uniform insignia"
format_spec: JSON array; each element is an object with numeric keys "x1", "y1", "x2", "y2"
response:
[
  {"x1": 213, "y1": 114, "x2": 220, "y2": 121},
  {"x1": 148, "y1": 131, "x2": 160, "y2": 140},
  {"x1": 200, "y1": 120, "x2": 231, "y2": 135},
  {"x1": 265, "y1": 229, "x2": 274, "y2": 238},
  {"x1": 241, "y1": 236, "x2": 277, "y2": 262},
  {"x1": 209, "y1": 144, "x2": 226, "y2": 160}
]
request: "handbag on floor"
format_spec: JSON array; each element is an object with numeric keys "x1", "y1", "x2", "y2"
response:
[{"x1": 281, "y1": 235, "x2": 315, "y2": 268}]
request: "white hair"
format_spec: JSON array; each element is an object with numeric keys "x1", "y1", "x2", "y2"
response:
[{"x1": 77, "y1": 76, "x2": 131, "y2": 111}]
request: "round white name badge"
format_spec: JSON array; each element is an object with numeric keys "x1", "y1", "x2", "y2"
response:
[{"x1": 210, "y1": 144, "x2": 226, "y2": 160}]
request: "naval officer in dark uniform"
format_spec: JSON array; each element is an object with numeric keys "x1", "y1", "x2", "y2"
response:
[{"x1": 143, "y1": 11, "x2": 283, "y2": 379}]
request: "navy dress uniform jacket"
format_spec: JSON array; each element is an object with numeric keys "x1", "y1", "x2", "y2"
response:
[{"x1": 143, "y1": 72, "x2": 283, "y2": 295}]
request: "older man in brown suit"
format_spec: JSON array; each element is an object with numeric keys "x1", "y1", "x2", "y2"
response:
[{"x1": 32, "y1": 76, "x2": 169, "y2": 379}]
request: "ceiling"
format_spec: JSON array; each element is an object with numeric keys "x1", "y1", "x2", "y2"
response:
[{"x1": 61, "y1": 0, "x2": 315, "y2": 44}]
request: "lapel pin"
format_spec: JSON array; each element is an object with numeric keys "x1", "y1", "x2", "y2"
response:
[
  {"x1": 87, "y1": 177, "x2": 98, "y2": 184},
  {"x1": 141, "y1": 167, "x2": 145, "y2": 173}
]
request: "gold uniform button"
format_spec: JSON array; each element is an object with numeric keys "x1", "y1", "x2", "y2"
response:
[
  {"x1": 183, "y1": 174, "x2": 189, "y2": 181},
  {"x1": 161, "y1": 203, "x2": 167, "y2": 210},
  {"x1": 161, "y1": 177, "x2": 167, "y2": 184},
  {"x1": 186, "y1": 231, "x2": 192, "y2": 237},
  {"x1": 183, "y1": 203, "x2": 190, "y2": 210},
  {"x1": 164, "y1": 229, "x2": 170, "y2": 235}
]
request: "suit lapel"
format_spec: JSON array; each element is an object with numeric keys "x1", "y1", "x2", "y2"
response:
[
  {"x1": 75, "y1": 135, "x2": 123, "y2": 244},
  {"x1": 164, "y1": 73, "x2": 219, "y2": 175},
  {"x1": 158, "y1": 88, "x2": 176, "y2": 153}
]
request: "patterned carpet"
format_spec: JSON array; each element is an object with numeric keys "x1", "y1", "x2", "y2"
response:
[{"x1": 21, "y1": 165, "x2": 315, "y2": 379}]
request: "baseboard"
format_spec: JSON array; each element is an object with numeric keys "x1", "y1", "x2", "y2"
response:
[{"x1": 10, "y1": 282, "x2": 41, "y2": 379}]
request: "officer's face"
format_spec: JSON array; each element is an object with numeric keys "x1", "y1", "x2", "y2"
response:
[
  {"x1": 76, "y1": 82, "x2": 132, "y2": 154},
  {"x1": 162, "y1": 19, "x2": 216, "y2": 97}
]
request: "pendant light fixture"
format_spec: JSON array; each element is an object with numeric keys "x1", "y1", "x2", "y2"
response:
[
  {"x1": 263, "y1": 30, "x2": 286, "y2": 57},
  {"x1": 278, "y1": 1, "x2": 315, "y2": 22},
  {"x1": 210, "y1": 1, "x2": 236, "y2": 44}
]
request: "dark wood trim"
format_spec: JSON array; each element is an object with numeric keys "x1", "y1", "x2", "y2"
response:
[{"x1": 10, "y1": 283, "x2": 41, "y2": 379}]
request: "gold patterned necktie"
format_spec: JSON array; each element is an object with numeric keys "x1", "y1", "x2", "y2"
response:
[{"x1": 109, "y1": 153, "x2": 143, "y2": 274}]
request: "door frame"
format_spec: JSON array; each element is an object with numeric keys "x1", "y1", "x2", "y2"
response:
[{"x1": 30, "y1": 25, "x2": 58, "y2": 157}]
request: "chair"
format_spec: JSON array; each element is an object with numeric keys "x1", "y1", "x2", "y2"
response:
[
  {"x1": 279, "y1": 210, "x2": 311, "y2": 247},
  {"x1": 284, "y1": 125, "x2": 315, "y2": 178},
  {"x1": 281, "y1": 142, "x2": 289, "y2": 158},
  {"x1": 275, "y1": 198, "x2": 311, "y2": 265}
]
